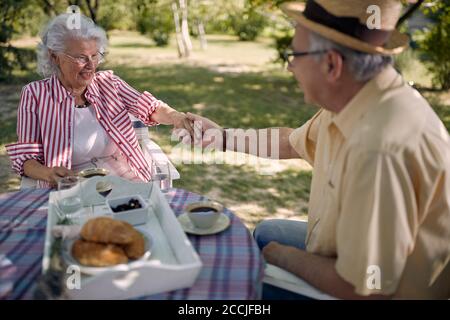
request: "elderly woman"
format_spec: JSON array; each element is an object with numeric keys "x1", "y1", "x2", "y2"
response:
[{"x1": 6, "y1": 13, "x2": 193, "y2": 188}]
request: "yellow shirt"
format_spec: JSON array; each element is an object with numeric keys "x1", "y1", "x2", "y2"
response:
[{"x1": 289, "y1": 66, "x2": 450, "y2": 299}]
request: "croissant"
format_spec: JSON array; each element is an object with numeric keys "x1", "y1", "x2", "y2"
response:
[
  {"x1": 72, "y1": 239, "x2": 128, "y2": 267},
  {"x1": 80, "y1": 217, "x2": 135, "y2": 245},
  {"x1": 123, "y1": 228, "x2": 146, "y2": 259}
]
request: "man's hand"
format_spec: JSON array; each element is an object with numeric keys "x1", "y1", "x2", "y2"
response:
[
  {"x1": 184, "y1": 112, "x2": 223, "y2": 148},
  {"x1": 262, "y1": 241, "x2": 292, "y2": 268},
  {"x1": 171, "y1": 111, "x2": 195, "y2": 139},
  {"x1": 262, "y1": 241, "x2": 392, "y2": 299},
  {"x1": 46, "y1": 166, "x2": 75, "y2": 187},
  {"x1": 186, "y1": 112, "x2": 221, "y2": 131}
]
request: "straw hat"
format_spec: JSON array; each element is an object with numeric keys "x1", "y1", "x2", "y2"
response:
[{"x1": 281, "y1": 0, "x2": 411, "y2": 55}]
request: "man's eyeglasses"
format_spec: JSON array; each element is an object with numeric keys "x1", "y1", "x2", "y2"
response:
[
  {"x1": 61, "y1": 51, "x2": 106, "y2": 66},
  {"x1": 283, "y1": 50, "x2": 345, "y2": 67},
  {"x1": 283, "y1": 50, "x2": 328, "y2": 66}
]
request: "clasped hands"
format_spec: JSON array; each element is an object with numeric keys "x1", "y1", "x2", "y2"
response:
[{"x1": 172, "y1": 112, "x2": 224, "y2": 149}]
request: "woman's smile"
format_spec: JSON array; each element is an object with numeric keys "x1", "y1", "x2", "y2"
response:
[{"x1": 79, "y1": 70, "x2": 94, "y2": 81}]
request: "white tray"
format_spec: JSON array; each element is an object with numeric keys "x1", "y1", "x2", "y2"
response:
[{"x1": 42, "y1": 176, "x2": 202, "y2": 300}]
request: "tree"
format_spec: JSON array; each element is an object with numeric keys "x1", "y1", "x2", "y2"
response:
[
  {"x1": 190, "y1": 0, "x2": 208, "y2": 50},
  {"x1": 0, "y1": 0, "x2": 35, "y2": 82},
  {"x1": 137, "y1": 1, "x2": 174, "y2": 47},
  {"x1": 36, "y1": 0, "x2": 100, "y2": 23},
  {"x1": 82, "y1": 0, "x2": 99, "y2": 23},
  {"x1": 172, "y1": 0, "x2": 193, "y2": 57},
  {"x1": 231, "y1": 6, "x2": 267, "y2": 41},
  {"x1": 417, "y1": 0, "x2": 450, "y2": 89}
]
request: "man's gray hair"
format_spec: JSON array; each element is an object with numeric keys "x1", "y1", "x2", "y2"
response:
[
  {"x1": 308, "y1": 31, "x2": 393, "y2": 82},
  {"x1": 37, "y1": 13, "x2": 108, "y2": 77}
]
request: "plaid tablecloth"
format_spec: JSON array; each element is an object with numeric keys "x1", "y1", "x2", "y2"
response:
[{"x1": 0, "y1": 188, "x2": 264, "y2": 300}]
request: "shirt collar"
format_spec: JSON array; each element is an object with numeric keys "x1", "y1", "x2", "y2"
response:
[
  {"x1": 331, "y1": 66, "x2": 404, "y2": 140},
  {"x1": 85, "y1": 74, "x2": 100, "y2": 98},
  {"x1": 50, "y1": 73, "x2": 100, "y2": 105},
  {"x1": 50, "y1": 74, "x2": 71, "y2": 104}
]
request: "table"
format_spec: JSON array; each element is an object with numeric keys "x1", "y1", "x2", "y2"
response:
[{"x1": 0, "y1": 188, "x2": 264, "y2": 300}]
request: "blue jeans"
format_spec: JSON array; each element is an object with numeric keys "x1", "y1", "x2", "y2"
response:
[{"x1": 254, "y1": 219, "x2": 313, "y2": 300}]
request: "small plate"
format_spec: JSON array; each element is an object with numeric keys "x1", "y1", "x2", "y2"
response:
[
  {"x1": 62, "y1": 229, "x2": 153, "y2": 276},
  {"x1": 177, "y1": 212, "x2": 230, "y2": 235}
]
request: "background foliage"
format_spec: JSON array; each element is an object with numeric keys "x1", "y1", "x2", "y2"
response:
[{"x1": 417, "y1": 0, "x2": 450, "y2": 89}]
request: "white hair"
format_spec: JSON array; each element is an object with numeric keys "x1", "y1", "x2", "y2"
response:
[
  {"x1": 37, "y1": 13, "x2": 108, "y2": 77},
  {"x1": 308, "y1": 31, "x2": 393, "y2": 82}
]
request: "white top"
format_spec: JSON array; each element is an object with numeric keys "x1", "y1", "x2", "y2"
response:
[
  {"x1": 72, "y1": 106, "x2": 139, "y2": 181},
  {"x1": 72, "y1": 107, "x2": 116, "y2": 163}
]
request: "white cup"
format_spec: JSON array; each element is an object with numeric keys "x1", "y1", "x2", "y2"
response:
[{"x1": 186, "y1": 201, "x2": 223, "y2": 229}]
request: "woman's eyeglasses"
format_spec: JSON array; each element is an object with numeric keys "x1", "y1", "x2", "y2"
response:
[{"x1": 60, "y1": 51, "x2": 106, "y2": 66}]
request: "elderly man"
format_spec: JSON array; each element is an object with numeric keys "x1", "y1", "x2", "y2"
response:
[{"x1": 186, "y1": 0, "x2": 450, "y2": 299}]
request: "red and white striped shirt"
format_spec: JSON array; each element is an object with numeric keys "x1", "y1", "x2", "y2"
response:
[{"x1": 6, "y1": 70, "x2": 160, "y2": 187}]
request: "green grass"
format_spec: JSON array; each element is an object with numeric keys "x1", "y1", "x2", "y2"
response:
[
  {"x1": 176, "y1": 163, "x2": 311, "y2": 212},
  {"x1": 108, "y1": 64, "x2": 313, "y2": 129},
  {"x1": 1, "y1": 31, "x2": 449, "y2": 228}
]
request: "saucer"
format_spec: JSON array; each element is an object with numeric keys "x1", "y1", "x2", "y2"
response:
[
  {"x1": 78, "y1": 168, "x2": 109, "y2": 178},
  {"x1": 177, "y1": 213, "x2": 230, "y2": 235}
]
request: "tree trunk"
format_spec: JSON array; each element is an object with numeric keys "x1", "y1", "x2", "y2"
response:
[
  {"x1": 40, "y1": 0, "x2": 59, "y2": 16},
  {"x1": 84, "y1": 0, "x2": 99, "y2": 23},
  {"x1": 179, "y1": 0, "x2": 192, "y2": 56},
  {"x1": 171, "y1": 2, "x2": 186, "y2": 58},
  {"x1": 197, "y1": 19, "x2": 207, "y2": 50}
]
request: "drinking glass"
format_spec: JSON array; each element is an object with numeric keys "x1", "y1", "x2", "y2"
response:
[
  {"x1": 56, "y1": 176, "x2": 83, "y2": 219},
  {"x1": 151, "y1": 160, "x2": 172, "y2": 193},
  {"x1": 96, "y1": 181, "x2": 113, "y2": 198}
]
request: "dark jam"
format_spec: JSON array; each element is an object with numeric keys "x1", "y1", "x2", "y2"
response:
[
  {"x1": 189, "y1": 207, "x2": 218, "y2": 213},
  {"x1": 112, "y1": 198, "x2": 142, "y2": 212}
]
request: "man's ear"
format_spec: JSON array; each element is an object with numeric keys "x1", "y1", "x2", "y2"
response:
[{"x1": 324, "y1": 50, "x2": 344, "y2": 83}]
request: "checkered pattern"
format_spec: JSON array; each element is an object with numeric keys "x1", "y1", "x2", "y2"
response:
[{"x1": 0, "y1": 188, "x2": 264, "y2": 300}]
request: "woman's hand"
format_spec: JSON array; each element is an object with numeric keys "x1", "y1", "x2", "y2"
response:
[
  {"x1": 46, "y1": 166, "x2": 75, "y2": 187},
  {"x1": 150, "y1": 102, "x2": 194, "y2": 139},
  {"x1": 23, "y1": 160, "x2": 75, "y2": 187}
]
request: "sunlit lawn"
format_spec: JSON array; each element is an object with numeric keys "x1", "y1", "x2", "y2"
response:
[
  {"x1": 1, "y1": 31, "x2": 449, "y2": 229},
  {"x1": 105, "y1": 32, "x2": 317, "y2": 228}
]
